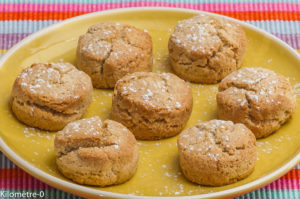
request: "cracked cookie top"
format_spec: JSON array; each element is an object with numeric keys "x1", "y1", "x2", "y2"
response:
[
  {"x1": 178, "y1": 120, "x2": 256, "y2": 160},
  {"x1": 77, "y1": 22, "x2": 153, "y2": 88},
  {"x1": 168, "y1": 14, "x2": 247, "y2": 83},
  {"x1": 169, "y1": 14, "x2": 244, "y2": 60},
  {"x1": 80, "y1": 22, "x2": 151, "y2": 59},
  {"x1": 217, "y1": 67, "x2": 296, "y2": 138},
  {"x1": 11, "y1": 62, "x2": 93, "y2": 114},
  {"x1": 114, "y1": 72, "x2": 192, "y2": 111},
  {"x1": 112, "y1": 72, "x2": 193, "y2": 140},
  {"x1": 54, "y1": 116, "x2": 137, "y2": 159},
  {"x1": 54, "y1": 116, "x2": 139, "y2": 186}
]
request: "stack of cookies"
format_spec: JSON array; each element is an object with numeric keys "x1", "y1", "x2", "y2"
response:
[{"x1": 10, "y1": 13, "x2": 296, "y2": 188}]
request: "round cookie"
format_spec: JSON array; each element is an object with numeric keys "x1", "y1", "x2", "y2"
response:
[
  {"x1": 217, "y1": 67, "x2": 296, "y2": 138},
  {"x1": 11, "y1": 62, "x2": 93, "y2": 131},
  {"x1": 76, "y1": 22, "x2": 153, "y2": 88},
  {"x1": 54, "y1": 116, "x2": 139, "y2": 186},
  {"x1": 111, "y1": 72, "x2": 193, "y2": 140},
  {"x1": 168, "y1": 14, "x2": 247, "y2": 84},
  {"x1": 177, "y1": 120, "x2": 257, "y2": 186}
]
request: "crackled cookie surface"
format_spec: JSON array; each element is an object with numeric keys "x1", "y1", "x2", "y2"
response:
[
  {"x1": 76, "y1": 22, "x2": 153, "y2": 88},
  {"x1": 168, "y1": 14, "x2": 247, "y2": 84},
  {"x1": 217, "y1": 67, "x2": 296, "y2": 138},
  {"x1": 54, "y1": 117, "x2": 139, "y2": 186},
  {"x1": 111, "y1": 72, "x2": 193, "y2": 140},
  {"x1": 10, "y1": 62, "x2": 93, "y2": 131},
  {"x1": 178, "y1": 120, "x2": 257, "y2": 186}
]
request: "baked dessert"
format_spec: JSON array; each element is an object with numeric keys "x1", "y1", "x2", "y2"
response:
[
  {"x1": 54, "y1": 116, "x2": 139, "y2": 186},
  {"x1": 168, "y1": 14, "x2": 247, "y2": 84},
  {"x1": 11, "y1": 62, "x2": 93, "y2": 131},
  {"x1": 217, "y1": 67, "x2": 296, "y2": 138},
  {"x1": 111, "y1": 72, "x2": 193, "y2": 140},
  {"x1": 177, "y1": 120, "x2": 257, "y2": 186},
  {"x1": 77, "y1": 22, "x2": 153, "y2": 88}
]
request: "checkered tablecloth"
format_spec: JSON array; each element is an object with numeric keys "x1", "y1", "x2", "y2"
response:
[{"x1": 0, "y1": 0, "x2": 299, "y2": 198}]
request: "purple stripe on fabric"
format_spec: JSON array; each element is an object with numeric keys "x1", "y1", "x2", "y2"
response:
[
  {"x1": 273, "y1": 33, "x2": 300, "y2": 49},
  {"x1": 1, "y1": 3, "x2": 300, "y2": 12},
  {"x1": 1, "y1": 177, "x2": 53, "y2": 189},
  {"x1": 264, "y1": 178, "x2": 300, "y2": 189},
  {"x1": 0, "y1": 33, "x2": 30, "y2": 49}
]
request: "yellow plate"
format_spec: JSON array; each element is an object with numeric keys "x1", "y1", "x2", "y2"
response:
[{"x1": 0, "y1": 7, "x2": 300, "y2": 199}]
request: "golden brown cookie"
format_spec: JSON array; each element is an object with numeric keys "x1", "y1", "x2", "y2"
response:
[
  {"x1": 168, "y1": 14, "x2": 247, "y2": 84},
  {"x1": 178, "y1": 120, "x2": 257, "y2": 186},
  {"x1": 54, "y1": 116, "x2": 139, "y2": 186},
  {"x1": 111, "y1": 72, "x2": 193, "y2": 140},
  {"x1": 76, "y1": 22, "x2": 153, "y2": 88},
  {"x1": 11, "y1": 62, "x2": 93, "y2": 131},
  {"x1": 217, "y1": 67, "x2": 296, "y2": 138}
]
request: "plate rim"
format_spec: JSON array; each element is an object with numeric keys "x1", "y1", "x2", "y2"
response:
[{"x1": 0, "y1": 7, "x2": 299, "y2": 199}]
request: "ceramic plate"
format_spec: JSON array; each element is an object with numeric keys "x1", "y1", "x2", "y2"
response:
[{"x1": 0, "y1": 7, "x2": 299, "y2": 199}]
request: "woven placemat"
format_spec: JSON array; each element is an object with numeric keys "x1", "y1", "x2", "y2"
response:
[{"x1": 0, "y1": 1, "x2": 299, "y2": 198}]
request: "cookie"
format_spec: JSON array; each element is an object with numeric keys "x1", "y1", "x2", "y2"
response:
[
  {"x1": 217, "y1": 67, "x2": 296, "y2": 138},
  {"x1": 177, "y1": 120, "x2": 257, "y2": 186},
  {"x1": 11, "y1": 62, "x2": 93, "y2": 131},
  {"x1": 76, "y1": 22, "x2": 153, "y2": 88},
  {"x1": 111, "y1": 72, "x2": 193, "y2": 140},
  {"x1": 54, "y1": 116, "x2": 139, "y2": 186},
  {"x1": 168, "y1": 14, "x2": 247, "y2": 84}
]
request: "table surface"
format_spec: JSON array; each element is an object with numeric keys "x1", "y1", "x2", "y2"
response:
[{"x1": 0, "y1": 0, "x2": 299, "y2": 199}]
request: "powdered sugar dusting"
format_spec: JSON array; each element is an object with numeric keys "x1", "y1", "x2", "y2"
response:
[{"x1": 118, "y1": 73, "x2": 188, "y2": 110}]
